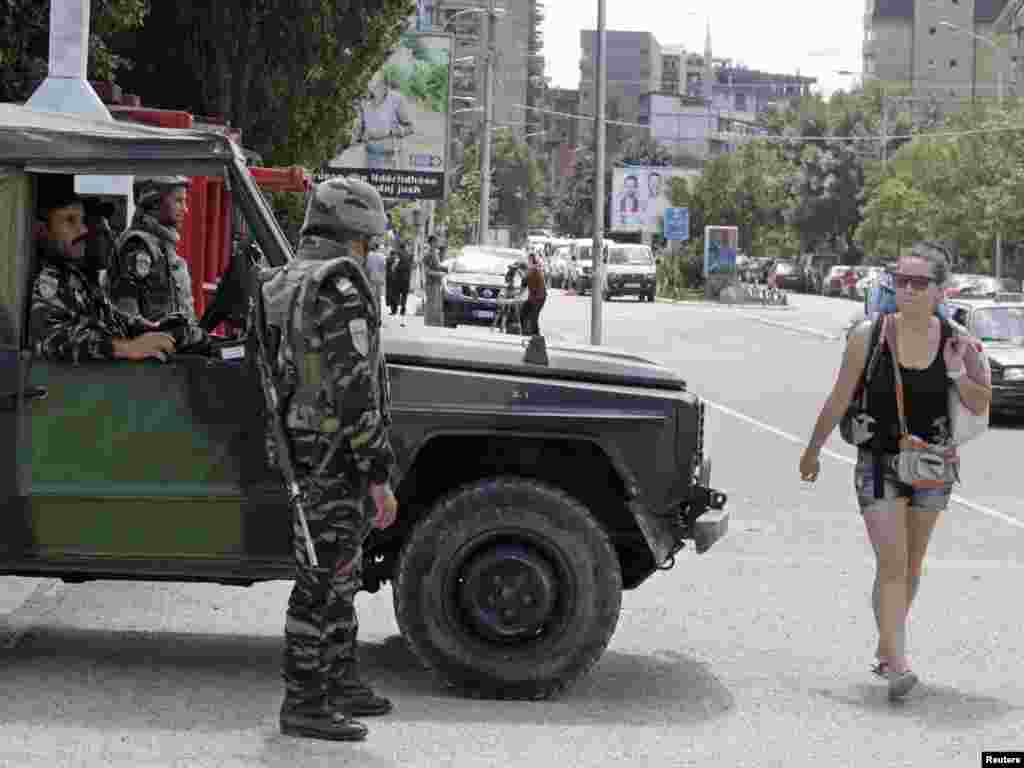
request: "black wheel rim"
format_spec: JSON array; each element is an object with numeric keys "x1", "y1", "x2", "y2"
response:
[{"x1": 444, "y1": 528, "x2": 576, "y2": 647}]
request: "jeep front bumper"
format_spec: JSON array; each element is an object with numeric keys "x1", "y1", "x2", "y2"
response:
[{"x1": 683, "y1": 459, "x2": 729, "y2": 554}]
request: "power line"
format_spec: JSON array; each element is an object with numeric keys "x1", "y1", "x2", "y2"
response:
[{"x1": 509, "y1": 101, "x2": 1024, "y2": 143}]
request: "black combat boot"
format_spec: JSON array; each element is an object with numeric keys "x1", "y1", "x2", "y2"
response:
[
  {"x1": 280, "y1": 695, "x2": 368, "y2": 741},
  {"x1": 328, "y1": 665, "x2": 393, "y2": 717}
]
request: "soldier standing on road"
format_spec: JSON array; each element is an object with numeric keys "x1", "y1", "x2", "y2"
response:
[
  {"x1": 276, "y1": 177, "x2": 399, "y2": 742},
  {"x1": 422, "y1": 234, "x2": 446, "y2": 326},
  {"x1": 111, "y1": 176, "x2": 209, "y2": 350},
  {"x1": 29, "y1": 175, "x2": 176, "y2": 363}
]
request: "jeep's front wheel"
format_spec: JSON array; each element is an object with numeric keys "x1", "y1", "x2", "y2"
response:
[{"x1": 394, "y1": 477, "x2": 622, "y2": 699}]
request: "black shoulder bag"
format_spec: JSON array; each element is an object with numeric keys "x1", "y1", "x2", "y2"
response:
[{"x1": 839, "y1": 315, "x2": 887, "y2": 446}]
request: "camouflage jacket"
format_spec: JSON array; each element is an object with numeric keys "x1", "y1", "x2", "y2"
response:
[
  {"x1": 283, "y1": 236, "x2": 395, "y2": 486},
  {"x1": 29, "y1": 248, "x2": 148, "y2": 363},
  {"x1": 111, "y1": 212, "x2": 198, "y2": 324}
]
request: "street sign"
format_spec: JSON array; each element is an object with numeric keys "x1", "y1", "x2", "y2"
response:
[{"x1": 664, "y1": 207, "x2": 689, "y2": 241}]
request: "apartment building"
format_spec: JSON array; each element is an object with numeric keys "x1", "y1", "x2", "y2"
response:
[
  {"x1": 864, "y1": 0, "x2": 1012, "y2": 101},
  {"x1": 578, "y1": 30, "x2": 663, "y2": 153}
]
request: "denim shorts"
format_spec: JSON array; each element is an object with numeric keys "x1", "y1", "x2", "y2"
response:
[{"x1": 854, "y1": 450, "x2": 953, "y2": 513}]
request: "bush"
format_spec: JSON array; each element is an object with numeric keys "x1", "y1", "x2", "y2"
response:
[{"x1": 656, "y1": 246, "x2": 705, "y2": 299}]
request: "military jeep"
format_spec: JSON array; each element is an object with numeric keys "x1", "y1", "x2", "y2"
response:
[{"x1": 0, "y1": 105, "x2": 728, "y2": 699}]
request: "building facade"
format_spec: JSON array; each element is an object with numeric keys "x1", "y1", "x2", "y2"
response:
[
  {"x1": 864, "y1": 0, "x2": 1013, "y2": 102},
  {"x1": 578, "y1": 30, "x2": 663, "y2": 153}
]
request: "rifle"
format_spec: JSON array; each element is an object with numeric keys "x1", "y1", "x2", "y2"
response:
[{"x1": 248, "y1": 294, "x2": 321, "y2": 570}]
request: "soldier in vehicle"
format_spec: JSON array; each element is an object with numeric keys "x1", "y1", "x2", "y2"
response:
[
  {"x1": 29, "y1": 175, "x2": 176, "y2": 363},
  {"x1": 275, "y1": 177, "x2": 399, "y2": 742},
  {"x1": 111, "y1": 176, "x2": 209, "y2": 351}
]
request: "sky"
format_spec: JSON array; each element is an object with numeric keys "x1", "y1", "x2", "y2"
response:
[{"x1": 541, "y1": 0, "x2": 866, "y2": 97}]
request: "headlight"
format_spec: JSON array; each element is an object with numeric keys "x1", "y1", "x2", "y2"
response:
[
  {"x1": 1004, "y1": 367, "x2": 1024, "y2": 381},
  {"x1": 444, "y1": 281, "x2": 465, "y2": 296}
]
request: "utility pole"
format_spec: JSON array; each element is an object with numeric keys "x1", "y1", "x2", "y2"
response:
[
  {"x1": 478, "y1": 0, "x2": 497, "y2": 246},
  {"x1": 880, "y1": 85, "x2": 888, "y2": 171},
  {"x1": 590, "y1": 0, "x2": 607, "y2": 346}
]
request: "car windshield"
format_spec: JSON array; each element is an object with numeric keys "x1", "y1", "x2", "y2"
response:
[
  {"x1": 972, "y1": 307, "x2": 1024, "y2": 342},
  {"x1": 607, "y1": 246, "x2": 652, "y2": 265},
  {"x1": 774, "y1": 262, "x2": 795, "y2": 274},
  {"x1": 452, "y1": 253, "x2": 514, "y2": 276}
]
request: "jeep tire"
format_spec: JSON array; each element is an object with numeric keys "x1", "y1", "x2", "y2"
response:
[{"x1": 394, "y1": 477, "x2": 622, "y2": 699}]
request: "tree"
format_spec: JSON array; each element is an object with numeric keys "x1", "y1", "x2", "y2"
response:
[
  {"x1": 110, "y1": 0, "x2": 415, "y2": 168},
  {"x1": 0, "y1": 0, "x2": 149, "y2": 103}
]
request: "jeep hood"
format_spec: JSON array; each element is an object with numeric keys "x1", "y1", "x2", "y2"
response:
[
  {"x1": 607, "y1": 263, "x2": 655, "y2": 275},
  {"x1": 447, "y1": 272, "x2": 507, "y2": 289},
  {"x1": 384, "y1": 325, "x2": 684, "y2": 390}
]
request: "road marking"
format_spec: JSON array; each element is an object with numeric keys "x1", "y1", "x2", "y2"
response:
[
  {"x1": 702, "y1": 395, "x2": 1024, "y2": 531},
  {"x1": 0, "y1": 579, "x2": 62, "y2": 650},
  {"x1": 751, "y1": 317, "x2": 842, "y2": 342}
]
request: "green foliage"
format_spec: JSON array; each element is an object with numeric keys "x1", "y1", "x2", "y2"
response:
[
  {"x1": 0, "y1": 0, "x2": 149, "y2": 102},
  {"x1": 111, "y1": 0, "x2": 416, "y2": 168},
  {"x1": 380, "y1": 39, "x2": 449, "y2": 114},
  {"x1": 439, "y1": 130, "x2": 545, "y2": 246}
]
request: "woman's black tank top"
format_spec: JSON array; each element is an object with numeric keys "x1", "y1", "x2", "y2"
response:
[{"x1": 866, "y1": 318, "x2": 952, "y2": 452}]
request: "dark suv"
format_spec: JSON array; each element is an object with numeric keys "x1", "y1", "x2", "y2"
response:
[{"x1": 0, "y1": 105, "x2": 728, "y2": 700}]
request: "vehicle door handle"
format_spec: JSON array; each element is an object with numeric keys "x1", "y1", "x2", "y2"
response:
[{"x1": 0, "y1": 386, "x2": 48, "y2": 411}]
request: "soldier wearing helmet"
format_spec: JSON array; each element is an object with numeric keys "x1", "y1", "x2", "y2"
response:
[
  {"x1": 277, "y1": 176, "x2": 398, "y2": 742},
  {"x1": 110, "y1": 176, "x2": 207, "y2": 350}
]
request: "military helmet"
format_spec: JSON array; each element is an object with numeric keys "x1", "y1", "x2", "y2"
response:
[
  {"x1": 135, "y1": 175, "x2": 190, "y2": 208},
  {"x1": 300, "y1": 176, "x2": 387, "y2": 241}
]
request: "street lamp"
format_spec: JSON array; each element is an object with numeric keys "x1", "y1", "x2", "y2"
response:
[{"x1": 939, "y1": 20, "x2": 1011, "y2": 103}]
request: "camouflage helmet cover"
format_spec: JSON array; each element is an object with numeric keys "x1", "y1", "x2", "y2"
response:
[
  {"x1": 135, "y1": 175, "x2": 190, "y2": 208},
  {"x1": 300, "y1": 176, "x2": 387, "y2": 241}
]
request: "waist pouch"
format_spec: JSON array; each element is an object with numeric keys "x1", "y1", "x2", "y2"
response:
[{"x1": 895, "y1": 434, "x2": 959, "y2": 489}]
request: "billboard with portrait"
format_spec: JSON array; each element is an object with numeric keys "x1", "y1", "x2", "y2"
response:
[
  {"x1": 704, "y1": 226, "x2": 739, "y2": 276},
  {"x1": 610, "y1": 166, "x2": 698, "y2": 235},
  {"x1": 324, "y1": 32, "x2": 451, "y2": 200}
]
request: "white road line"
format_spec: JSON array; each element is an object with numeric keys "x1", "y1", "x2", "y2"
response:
[
  {"x1": 702, "y1": 395, "x2": 1024, "y2": 531},
  {"x1": 751, "y1": 317, "x2": 842, "y2": 342}
]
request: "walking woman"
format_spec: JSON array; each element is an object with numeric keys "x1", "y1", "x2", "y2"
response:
[{"x1": 799, "y1": 242, "x2": 991, "y2": 701}]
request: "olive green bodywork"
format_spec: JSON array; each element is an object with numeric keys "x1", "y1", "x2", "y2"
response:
[{"x1": 0, "y1": 106, "x2": 726, "y2": 593}]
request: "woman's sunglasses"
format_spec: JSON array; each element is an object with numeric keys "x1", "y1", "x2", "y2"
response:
[{"x1": 891, "y1": 272, "x2": 935, "y2": 291}]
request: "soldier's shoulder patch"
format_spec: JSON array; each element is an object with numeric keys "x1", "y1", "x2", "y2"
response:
[
  {"x1": 36, "y1": 271, "x2": 59, "y2": 300},
  {"x1": 135, "y1": 252, "x2": 152, "y2": 278},
  {"x1": 349, "y1": 317, "x2": 369, "y2": 357}
]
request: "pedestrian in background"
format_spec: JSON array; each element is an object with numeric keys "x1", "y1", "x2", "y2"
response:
[
  {"x1": 799, "y1": 241, "x2": 990, "y2": 702},
  {"x1": 366, "y1": 239, "x2": 387, "y2": 314},
  {"x1": 389, "y1": 242, "x2": 413, "y2": 317},
  {"x1": 422, "y1": 234, "x2": 446, "y2": 327},
  {"x1": 520, "y1": 252, "x2": 546, "y2": 336}
]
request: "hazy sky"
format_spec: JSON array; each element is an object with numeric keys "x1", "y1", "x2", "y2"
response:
[{"x1": 540, "y1": 0, "x2": 866, "y2": 97}]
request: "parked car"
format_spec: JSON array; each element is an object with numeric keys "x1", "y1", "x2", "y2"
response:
[
  {"x1": 602, "y1": 244, "x2": 657, "y2": 301},
  {"x1": 823, "y1": 265, "x2": 854, "y2": 297},
  {"x1": 0, "y1": 105, "x2": 728, "y2": 699},
  {"x1": 946, "y1": 274, "x2": 1021, "y2": 299},
  {"x1": 442, "y1": 247, "x2": 525, "y2": 327},
  {"x1": 947, "y1": 294, "x2": 1024, "y2": 412},
  {"x1": 766, "y1": 260, "x2": 806, "y2": 292}
]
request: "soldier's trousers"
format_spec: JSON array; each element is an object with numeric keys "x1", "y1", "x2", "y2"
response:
[{"x1": 282, "y1": 470, "x2": 372, "y2": 701}]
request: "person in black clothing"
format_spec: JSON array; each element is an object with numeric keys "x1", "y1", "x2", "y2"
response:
[
  {"x1": 388, "y1": 243, "x2": 413, "y2": 316},
  {"x1": 799, "y1": 241, "x2": 990, "y2": 702}
]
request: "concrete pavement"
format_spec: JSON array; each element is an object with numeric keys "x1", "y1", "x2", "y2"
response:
[{"x1": 2, "y1": 288, "x2": 1022, "y2": 767}]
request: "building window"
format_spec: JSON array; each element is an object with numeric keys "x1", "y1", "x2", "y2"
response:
[
  {"x1": 950, "y1": 59, "x2": 958, "y2": 68},
  {"x1": 735, "y1": 92, "x2": 747, "y2": 111},
  {"x1": 929, "y1": 26, "x2": 936, "y2": 35},
  {"x1": 928, "y1": 58, "x2": 936, "y2": 69}
]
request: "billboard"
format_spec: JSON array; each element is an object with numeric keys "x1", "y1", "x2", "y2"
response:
[
  {"x1": 664, "y1": 207, "x2": 689, "y2": 241},
  {"x1": 704, "y1": 226, "x2": 739, "y2": 276},
  {"x1": 610, "y1": 166, "x2": 698, "y2": 235},
  {"x1": 325, "y1": 32, "x2": 451, "y2": 200}
]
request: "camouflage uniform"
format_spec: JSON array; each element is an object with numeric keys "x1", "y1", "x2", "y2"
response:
[
  {"x1": 112, "y1": 210, "x2": 198, "y2": 324},
  {"x1": 280, "y1": 234, "x2": 396, "y2": 708},
  {"x1": 29, "y1": 244, "x2": 149, "y2": 362}
]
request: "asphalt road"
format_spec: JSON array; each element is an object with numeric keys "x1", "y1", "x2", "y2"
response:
[{"x1": 2, "y1": 290, "x2": 1022, "y2": 767}]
